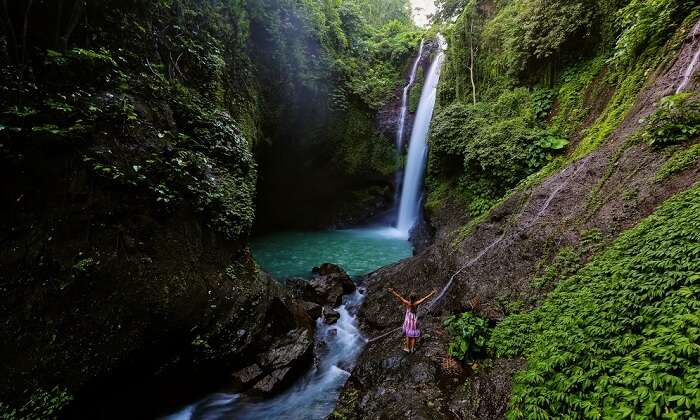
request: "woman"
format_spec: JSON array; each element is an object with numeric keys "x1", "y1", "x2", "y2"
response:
[{"x1": 387, "y1": 287, "x2": 437, "y2": 352}]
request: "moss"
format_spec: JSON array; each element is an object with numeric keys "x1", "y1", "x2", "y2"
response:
[
  {"x1": 656, "y1": 142, "x2": 700, "y2": 182},
  {"x1": 572, "y1": 64, "x2": 647, "y2": 159},
  {"x1": 330, "y1": 388, "x2": 360, "y2": 420},
  {"x1": 549, "y1": 56, "x2": 607, "y2": 137}
]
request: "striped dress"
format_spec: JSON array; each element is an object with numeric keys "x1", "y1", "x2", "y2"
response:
[{"x1": 403, "y1": 308, "x2": 420, "y2": 337}]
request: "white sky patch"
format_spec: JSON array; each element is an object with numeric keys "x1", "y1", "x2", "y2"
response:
[{"x1": 410, "y1": 0, "x2": 436, "y2": 27}]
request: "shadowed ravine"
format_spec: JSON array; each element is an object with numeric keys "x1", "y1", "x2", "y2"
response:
[{"x1": 163, "y1": 37, "x2": 448, "y2": 420}]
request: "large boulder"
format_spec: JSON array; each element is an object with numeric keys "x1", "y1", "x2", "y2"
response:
[
  {"x1": 308, "y1": 263, "x2": 356, "y2": 306},
  {"x1": 232, "y1": 328, "x2": 314, "y2": 395},
  {"x1": 285, "y1": 264, "x2": 356, "y2": 308}
]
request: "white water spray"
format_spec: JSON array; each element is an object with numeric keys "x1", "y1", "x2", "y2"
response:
[{"x1": 396, "y1": 35, "x2": 447, "y2": 237}]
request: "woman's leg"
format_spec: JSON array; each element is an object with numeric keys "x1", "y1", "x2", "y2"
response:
[{"x1": 404, "y1": 336, "x2": 410, "y2": 351}]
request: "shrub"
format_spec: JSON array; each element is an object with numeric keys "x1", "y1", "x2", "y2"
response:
[
  {"x1": 641, "y1": 93, "x2": 700, "y2": 149},
  {"x1": 444, "y1": 311, "x2": 490, "y2": 362}
]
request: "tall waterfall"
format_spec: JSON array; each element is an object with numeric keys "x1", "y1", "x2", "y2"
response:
[
  {"x1": 393, "y1": 40, "x2": 425, "y2": 214},
  {"x1": 396, "y1": 35, "x2": 447, "y2": 237}
]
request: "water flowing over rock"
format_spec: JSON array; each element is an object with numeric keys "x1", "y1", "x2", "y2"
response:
[{"x1": 396, "y1": 35, "x2": 447, "y2": 238}]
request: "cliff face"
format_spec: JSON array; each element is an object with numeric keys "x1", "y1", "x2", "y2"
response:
[
  {"x1": 0, "y1": 1, "x2": 316, "y2": 417},
  {"x1": 336, "y1": 17, "x2": 700, "y2": 420}
]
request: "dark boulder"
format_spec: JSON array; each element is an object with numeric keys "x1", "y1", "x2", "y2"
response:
[
  {"x1": 321, "y1": 306, "x2": 340, "y2": 325},
  {"x1": 245, "y1": 328, "x2": 314, "y2": 395},
  {"x1": 285, "y1": 277, "x2": 315, "y2": 301},
  {"x1": 299, "y1": 300, "x2": 323, "y2": 320},
  {"x1": 308, "y1": 264, "x2": 356, "y2": 306}
]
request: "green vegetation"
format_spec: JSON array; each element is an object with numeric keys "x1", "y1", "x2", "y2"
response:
[
  {"x1": 427, "y1": 0, "x2": 700, "y2": 221},
  {"x1": 489, "y1": 182, "x2": 700, "y2": 418},
  {"x1": 428, "y1": 88, "x2": 569, "y2": 215},
  {"x1": 656, "y1": 142, "x2": 700, "y2": 181},
  {"x1": 0, "y1": 387, "x2": 72, "y2": 420},
  {"x1": 640, "y1": 94, "x2": 700, "y2": 149},
  {"x1": 444, "y1": 311, "x2": 490, "y2": 362}
]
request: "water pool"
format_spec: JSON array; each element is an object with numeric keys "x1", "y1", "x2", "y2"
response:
[{"x1": 250, "y1": 227, "x2": 413, "y2": 279}]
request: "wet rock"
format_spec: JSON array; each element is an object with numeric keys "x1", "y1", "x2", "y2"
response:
[
  {"x1": 257, "y1": 328, "x2": 313, "y2": 370},
  {"x1": 285, "y1": 277, "x2": 314, "y2": 300},
  {"x1": 232, "y1": 364, "x2": 263, "y2": 388},
  {"x1": 299, "y1": 300, "x2": 322, "y2": 320},
  {"x1": 239, "y1": 327, "x2": 314, "y2": 395},
  {"x1": 308, "y1": 264, "x2": 355, "y2": 306},
  {"x1": 252, "y1": 367, "x2": 292, "y2": 394},
  {"x1": 410, "y1": 362, "x2": 436, "y2": 384},
  {"x1": 321, "y1": 306, "x2": 340, "y2": 324},
  {"x1": 312, "y1": 262, "x2": 345, "y2": 276}
]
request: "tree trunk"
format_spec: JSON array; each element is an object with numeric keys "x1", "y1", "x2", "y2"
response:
[{"x1": 468, "y1": 16, "x2": 477, "y2": 104}]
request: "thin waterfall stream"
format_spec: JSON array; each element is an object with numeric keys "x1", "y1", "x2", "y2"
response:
[
  {"x1": 163, "y1": 38, "x2": 446, "y2": 420},
  {"x1": 676, "y1": 20, "x2": 700, "y2": 94}
]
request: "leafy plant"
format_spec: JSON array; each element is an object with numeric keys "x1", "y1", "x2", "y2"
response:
[
  {"x1": 532, "y1": 89, "x2": 555, "y2": 120},
  {"x1": 491, "y1": 184, "x2": 700, "y2": 419},
  {"x1": 656, "y1": 142, "x2": 700, "y2": 181},
  {"x1": 640, "y1": 93, "x2": 700, "y2": 149},
  {"x1": 444, "y1": 311, "x2": 490, "y2": 362},
  {"x1": 527, "y1": 133, "x2": 569, "y2": 169}
]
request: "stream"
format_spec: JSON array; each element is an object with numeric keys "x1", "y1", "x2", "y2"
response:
[{"x1": 165, "y1": 291, "x2": 366, "y2": 420}]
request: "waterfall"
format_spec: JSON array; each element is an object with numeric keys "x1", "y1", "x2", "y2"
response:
[
  {"x1": 396, "y1": 40, "x2": 425, "y2": 150},
  {"x1": 396, "y1": 35, "x2": 447, "y2": 238},
  {"x1": 676, "y1": 20, "x2": 700, "y2": 94},
  {"x1": 392, "y1": 40, "x2": 425, "y2": 215}
]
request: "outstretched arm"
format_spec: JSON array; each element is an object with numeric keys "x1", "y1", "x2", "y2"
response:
[
  {"x1": 387, "y1": 288, "x2": 409, "y2": 305},
  {"x1": 415, "y1": 289, "x2": 437, "y2": 306}
]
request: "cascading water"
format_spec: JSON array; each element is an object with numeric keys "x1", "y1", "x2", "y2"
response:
[
  {"x1": 396, "y1": 35, "x2": 447, "y2": 238},
  {"x1": 396, "y1": 39, "x2": 425, "y2": 151},
  {"x1": 164, "y1": 291, "x2": 366, "y2": 420},
  {"x1": 393, "y1": 40, "x2": 425, "y2": 211},
  {"x1": 162, "y1": 37, "x2": 443, "y2": 420}
]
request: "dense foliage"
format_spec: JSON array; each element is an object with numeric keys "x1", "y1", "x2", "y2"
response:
[
  {"x1": 444, "y1": 311, "x2": 490, "y2": 362},
  {"x1": 426, "y1": 0, "x2": 700, "y2": 219},
  {"x1": 640, "y1": 93, "x2": 700, "y2": 149},
  {"x1": 0, "y1": 0, "x2": 422, "y2": 235},
  {"x1": 490, "y1": 183, "x2": 700, "y2": 418}
]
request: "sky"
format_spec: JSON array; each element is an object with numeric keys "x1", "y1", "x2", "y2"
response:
[{"x1": 410, "y1": 0, "x2": 436, "y2": 27}]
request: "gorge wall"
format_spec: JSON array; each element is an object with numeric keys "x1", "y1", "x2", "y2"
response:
[{"x1": 0, "y1": 0, "x2": 419, "y2": 417}]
